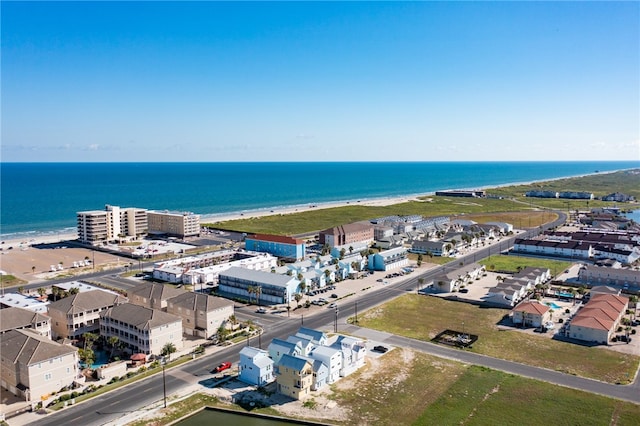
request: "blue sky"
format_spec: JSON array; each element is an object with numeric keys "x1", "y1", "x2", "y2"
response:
[{"x1": 2, "y1": 1, "x2": 638, "y2": 162}]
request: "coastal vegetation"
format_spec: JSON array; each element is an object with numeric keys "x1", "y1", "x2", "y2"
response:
[
  {"x1": 480, "y1": 255, "x2": 572, "y2": 275},
  {"x1": 204, "y1": 168, "x2": 638, "y2": 235},
  {"x1": 356, "y1": 294, "x2": 639, "y2": 384},
  {"x1": 0, "y1": 274, "x2": 27, "y2": 288},
  {"x1": 207, "y1": 200, "x2": 553, "y2": 236}
]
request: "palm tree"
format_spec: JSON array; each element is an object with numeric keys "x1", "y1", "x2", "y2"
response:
[
  {"x1": 32, "y1": 266, "x2": 36, "y2": 274},
  {"x1": 417, "y1": 254, "x2": 423, "y2": 267},
  {"x1": 107, "y1": 336, "x2": 120, "y2": 359},
  {"x1": 349, "y1": 246, "x2": 353, "y2": 255},
  {"x1": 79, "y1": 348, "x2": 96, "y2": 370},
  {"x1": 247, "y1": 285, "x2": 256, "y2": 304},
  {"x1": 69, "y1": 287, "x2": 80, "y2": 295},
  {"x1": 418, "y1": 277, "x2": 425, "y2": 293},
  {"x1": 294, "y1": 293, "x2": 303, "y2": 307},
  {"x1": 52, "y1": 286, "x2": 60, "y2": 301},
  {"x1": 37, "y1": 287, "x2": 46, "y2": 297},
  {"x1": 83, "y1": 332, "x2": 98, "y2": 351},
  {"x1": 254, "y1": 286, "x2": 262, "y2": 307},
  {"x1": 161, "y1": 342, "x2": 177, "y2": 361}
]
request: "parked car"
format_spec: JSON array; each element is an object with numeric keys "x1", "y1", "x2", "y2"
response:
[
  {"x1": 372, "y1": 345, "x2": 388, "y2": 353},
  {"x1": 212, "y1": 362, "x2": 232, "y2": 373},
  {"x1": 459, "y1": 288, "x2": 469, "y2": 293},
  {"x1": 330, "y1": 293, "x2": 338, "y2": 298}
]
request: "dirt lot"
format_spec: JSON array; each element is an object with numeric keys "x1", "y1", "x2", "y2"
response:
[{"x1": 0, "y1": 242, "x2": 126, "y2": 285}]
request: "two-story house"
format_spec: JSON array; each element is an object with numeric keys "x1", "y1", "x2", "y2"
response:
[{"x1": 238, "y1": 346, "x2": 274, "y2": 387}]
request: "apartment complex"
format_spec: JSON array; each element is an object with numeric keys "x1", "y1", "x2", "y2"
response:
[
  {"x1": 245, "y1": 234, "x2": 306, "y2": 261},
  {"x1": 319, "y1": 222, "x2": 374, "y2": 249},
  {"x1": 100, "y1": 303, "x2": 183, "y2": 355},
  {"x1": 165, "y1": 292, "x2": 234, "y2": 338},
  {"x1": 77, "y1": 204, "x2": 147, "y2": 244},
  {"x1": 47, "y1": 290, "x2": 125, "y2": 340},
  {"x1": 1, "y1": 329, "x2": 79, "y2": 402},
  {"x1": 147, "y1": 210, "x2": 201, "y2": 239}
]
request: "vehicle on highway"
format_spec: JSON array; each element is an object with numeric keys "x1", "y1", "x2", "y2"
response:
[
  {"x1": 212, "y1": 361, "x2": 232, "y2": 373},
  {"x1": 256, "y1": 307, "x2": 267, "y2": 314},
  {"x1": 328, "y1": 303, "x2": 337, "y2": 309},
  {"x1": 372, "y1": 345, "x2": 388, "y2": 353}
]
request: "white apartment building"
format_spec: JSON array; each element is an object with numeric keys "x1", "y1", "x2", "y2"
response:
[
  {"x1": 100, "y1": 303, "x2": 183, "y2": 356},
  {"x1": 147, "y1": 210, "x2": 201, "y2": 239},
  {"x1": 77, "y1": 204, "x2": 147, "y2": 244}
]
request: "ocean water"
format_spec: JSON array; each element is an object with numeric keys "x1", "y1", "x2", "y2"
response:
[{"x1": 1, "y1": 161, "x2": 637, "y2": 239}]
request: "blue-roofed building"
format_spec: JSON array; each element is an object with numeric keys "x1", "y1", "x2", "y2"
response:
[
  {"x1": 238, "y1": 346, "x2": 274, "y2": 387},
  {"x1": 286, "y1": 335, "x2": 315, "y2": 356},
  {"x1": 218, "y1": 267, "x2": 299, "y2": 305},
  {"x1": 295, "y1": 327, "x2": 328, "y2": 346},
  {"x1": 268, "y1": 338, "x2": 302, "y2": 365}
]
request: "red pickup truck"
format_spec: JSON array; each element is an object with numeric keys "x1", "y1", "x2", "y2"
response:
[{"x1": 212, "y1": 361, "x2": 232, "y2": 373}]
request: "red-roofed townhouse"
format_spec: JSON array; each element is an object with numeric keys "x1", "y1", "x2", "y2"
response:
[
  {"x1": 511, "y1": 301, "x2": 551, "y2": 328},
  {"x1": 568, "y1": 294, "x2": 628, "y2": 344}
]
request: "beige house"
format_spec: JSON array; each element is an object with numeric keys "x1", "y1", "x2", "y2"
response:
[
  {"x1": 0, "y1": 307, "x2": 51, "y2": 338},
  {"x1": 47, "y1": 290, "x2": 125, "y2": 340},
  {"x1": 100, "y1": 303, "x2": 183, "y2": 355},
  {"x1": 568, "y1": 294, "x2": 628, "y2": 344},
  {"x1": 1, "y1": 329, "x2": 79, "y2": 402},
  {"x1": 275, "y1": 353, "x2": 313, "y2": 400},
  {"x1": 165, "y1": 292, "x2": 234, "y2": 338},
  {"x1": 128, "y1": 282, "x2": 185, "y2": 310},
  {"x1": 511, "y1": 302, "x2": 551, "y2": 328}
]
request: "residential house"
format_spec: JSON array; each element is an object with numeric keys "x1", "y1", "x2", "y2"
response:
[
  {"x1": 511, "y1": 302, "x2": 551, "y2": 328},
  {"x1": 128, "y1": 282, "x2": 185, "y2": 311},
  {"x1": 47, "y1": 290, "x2": 125, "y2": 340},
  {"x1": 332, "y1": 335, "x2": 366, "y2": 377},
  {"x1": 286, "y1": 336, "x2": 315, "y2": 357},
  {"x1": 268, "y1": 338, "x2": 302, "y2": 365},
  {"x1": 0, "y1": 329, "x2": 79, "y2": 402},
  {"x1": 275, "y1": 354, "x2": 313, "y2": 400},
  {"x1": 238, "y1": 346, "x2": 274, "y2": 387},
  {"x1": 295, "y1": 327, "x2": 329, "y2": 346},
  {"x1": 308, "y1": 345, "x2": 342, "y2": 384},
  {"x1": 165, "y1": 292, "x2": 234, "y2": 339},
  {"x1": 0, "y1": 307, "x2": 51, "y2": 338},
  {"x1": 305, "y1": 358, "x2": 329, "y2": 391},
  {"x1": 100, "y1": 303, "x2": 183, "y2": 356},
  {"x1": 512, "y1": 239, "x2": 594, "y2": 260}
]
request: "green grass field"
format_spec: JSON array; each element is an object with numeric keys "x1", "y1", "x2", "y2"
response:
[
  {"x1": 207, "y1": 200, "x2": 554, "y2": 236},
  {"x1": 330, "y1": 350, "x2": 640, "y2": 425},
  {"x1": 358, "y1": 294, "x2": 639, "y2": 384},
  {"x1": 480, "y1": 254, "x2": 572, "y2": 275}
]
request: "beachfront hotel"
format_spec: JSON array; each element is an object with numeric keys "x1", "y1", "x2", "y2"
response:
[
  {"x1": 77, "y1": 204, "x2": 147, "y2": 245},
  {"x1": 147, "y1": 210, "x2": 201, "y2": 239}
]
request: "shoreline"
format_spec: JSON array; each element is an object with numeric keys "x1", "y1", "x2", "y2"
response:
[{"x1": 1, "y1": 167, "x2": 635, "y2": 247}]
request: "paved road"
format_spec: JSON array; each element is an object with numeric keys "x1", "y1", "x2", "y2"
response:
[{"x1": 346, "y1": 326, "x2": 640, "y2": 404}]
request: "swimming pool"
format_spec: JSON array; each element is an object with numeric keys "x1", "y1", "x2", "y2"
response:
[
  {"x1": 557, "y1": 292, "x2": 574, "y2": 299},
  {"x1": 546, "y1": 302, "x2": 562, "y2": 310}
]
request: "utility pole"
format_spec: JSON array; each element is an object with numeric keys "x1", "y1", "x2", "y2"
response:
[
  {"x1": 354, "y1": 301, "x2": 358, "y2": 325},
  {"x1": 334, "y1": 305, "x2": 338, "y2": 333}
]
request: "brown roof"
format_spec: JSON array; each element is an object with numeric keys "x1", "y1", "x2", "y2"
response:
[
  {"x1": 512, "y1": 302, "x2": 550, "y2": 315},
  {"x1": 570, "y1": 315, "x2": 613, "y2": 331},
  {"x1": 167, "y1": 292, "x2": 233, "y2": 312},
  {"x1": 0, "y1": 307, "x2": 50, "y2": 332},
  {"x1": 47, "y1": 290, "x2": 124, "y2": 315},
  {"x1": 129, "y1": 282, "x2": 185, "y2": 303},
  {"x1": 100, "y1": 303, "x2": 182, "y2": 331},
  {"x1": 0, "y1": 329, "x2": 77, "y2": 365}
]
